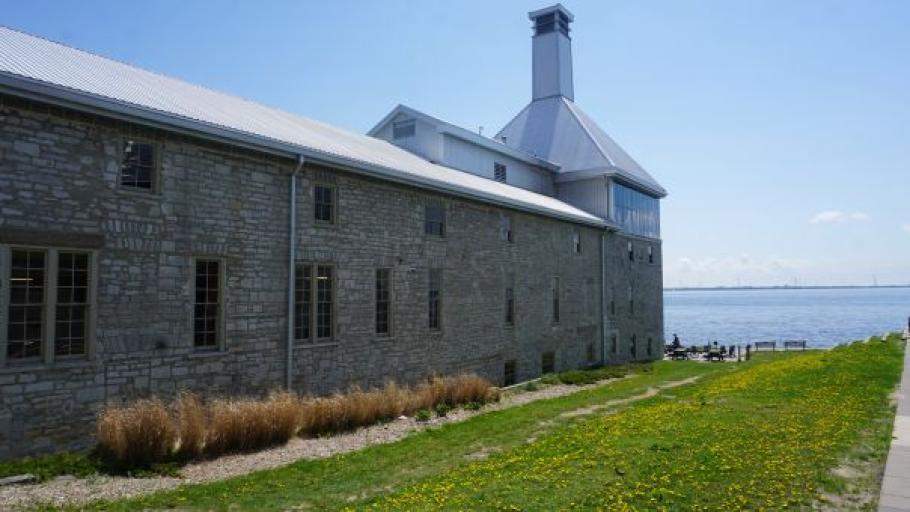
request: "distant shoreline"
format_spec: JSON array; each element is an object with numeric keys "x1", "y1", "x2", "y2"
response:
[{"x1": 665, "y1": 285, "x2": 910, "y2": 292}]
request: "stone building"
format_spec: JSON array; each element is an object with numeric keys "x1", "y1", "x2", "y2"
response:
[{"x1": 0, "y1": 4, "x2": 665, "y2": 458}]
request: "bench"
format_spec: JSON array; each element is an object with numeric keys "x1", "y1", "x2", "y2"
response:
[
  {"x1": 783, "y1": 340, "x2": 807, "y2": 351},
  {"x1": 706, "y1": 351, "x2": 725, "y2": 362},
  {"x1": 754, "y1": 341, "x2": 776, "y2": 352}
]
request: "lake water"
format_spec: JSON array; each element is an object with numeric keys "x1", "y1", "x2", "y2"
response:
[{"x1": 664, "y1": 287, "x2": 910, "y2": 348}]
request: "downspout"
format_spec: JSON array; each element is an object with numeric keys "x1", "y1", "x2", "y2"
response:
[
  {"x1": 287, "y1": 155, "x2": 305, "y2": 390},
  {"x1": 600, "y1": 174, "x2": 609, "y2": 365}
]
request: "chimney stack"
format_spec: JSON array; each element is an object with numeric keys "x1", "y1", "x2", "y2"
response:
[{"x1": 528, "y1": 4, "x2": 574, "y2": 102}]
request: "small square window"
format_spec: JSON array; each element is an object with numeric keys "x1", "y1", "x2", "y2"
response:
[
  {"x1": 314, "y1": 185, "x2": 335, "y2": 223},
  {"x1": 494, "y1": 162, "x2": 507, "y2": 182},
  {"x1": 121, "y1": 140, "x2": 157, "y2": 191},
  {"x1": 425, "y1": 203, "x2": 445, "y2": 237},
  {"x1": 393, "y1": 119, "x2": 416, "y2": 139}
]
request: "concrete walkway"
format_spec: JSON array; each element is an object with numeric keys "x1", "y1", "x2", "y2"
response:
[{"x1": 879, "y1": 335, "x2": 910, "y2": 511}]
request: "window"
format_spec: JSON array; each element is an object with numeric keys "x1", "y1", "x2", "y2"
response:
[
  {"x1": 193, "y1": 259, "x2": 221, "y2": 349},
  {"x1": 120, "y1": 139, "x2": 156, "y2": 191},
  {"x1": 500, "y1": 215, "x2": 513, "y2": 243},
  {"x1": 648, "y1": 246, "x2": 654, "y2": 264},
  {"x1": 316, "y1": 265, "x2": 334, "y2": 339},
  {"x1": 504, "y1": 287, "x2": 514, "y2": 326},
  {"x1": 541, "y1": 351, "x2": 555, "y2": 374},
  {"x1": 610, "y1": 299, "x2": 615, "y2": 316},
  {"x1": 586, "y1": 343, "x2": 595, "y2": 363},
  {"x1": 294, "y1": 263, "x2": 334, "y2": 341},
  {"x1": 314, "y1": 185, "x2": 335, "y2": 223},
  {"x1": 7, "y1": 249, "x2": 45, "y2": 361},
  {"x1": 611, "y1": 333, "x2": 618, "y2": 354},
  {"x1": 294, "y1": 264, "x2": 312, "y2": 340},
  {"x1": 628, "y1": 285, "x2": 634, "y2": 316},
  {"x1": 3, "y1": 248, "x2": 94, "y2": 365},
  {"x1": 428, "y1": 268, "x2": 442, "y2": 330},
  {"x1": 573, "y1": 232, "x2": 581, "y2": 253},
  {"x1": 425, "y1": 202, "x2": 445, "y2": 237},
  {"x1": 612, "y1": 182, "x2": 660, "y2": 238},
  {"x1": 504, "y1": 360, "x2": 517, "y2": 386},
  {"x1": 551, "y1": 277, "x2": 560, "y2": 324},
  {"x1": 392, "y1": 119, "x2": 416, "y2": 139},
  {"x1": 631, "y1": 335, "x2": 637, "y2": 358},
  {"x1": 494, "y1": 162, "x2": 507, "y2": 182},
  {"x1": 647, "y1": 338, "x2": 653, "y2": 357},
  {"x1": 628, "y1": 241, "x2": 634, "y2": 261},
  {"x1": 375, "y1": 268, "x2": 391, "y2": 335},
  {"x1": 55, "y1": 252, "x2": 89, "y2": 357}
]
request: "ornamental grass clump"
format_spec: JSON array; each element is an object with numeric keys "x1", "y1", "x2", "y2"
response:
[
  {"x1": 96, "y1": 398, "x2": 176, "y2": 468},
  {"x1": 173, "y1": 392, "x2": 206, "y2": 459},
  {"x1": 206, "y1": 392, "x2": 301, "y2": 455}
]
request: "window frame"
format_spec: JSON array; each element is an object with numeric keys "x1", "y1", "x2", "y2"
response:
[
  {"x1": 375, "y1": 267, "x2": 392, "y2": 336},
  {"x1": 0, "y1": 245, "x2": 98, "y2": 368},
  {"x1": 294, "y1": 262, "x2": 336, "y2": 343},
  {"x1": 504, "y1": 286, "x2": 515, "y2": 326},
  {"x1": 500, "y1": 214, "x2": 514, "y2": 243},
  {"x1": 392, "y1": 119, "x2": 416, "y2": 139},
  {"x1": 428, "y1": 268, "x2": 442, "y2": 331},
  {"x1": 551, "y1": 276, "x2": 560, "y2": 325},
  {"x1": 118, "y1": 138, "x2": 160, "y2": 194},
  {"x1": 493, "y1": 162, "x2": 507, "y2": 183},
  {"x1": 424, "y1": 202, "x2": 446, "y2": 237},
  {"x1": 503, "y1": 359, "x2": 517, "y2": 386},
  {"x1": 573, "y1": 232, "x2": 581, "y2": 254},
  {"x1": 192, "y1": 257, "x2": 226, "y2": 352},
  {"x1": 313, "y1": 183, "x2": 336, "y2": 224}
]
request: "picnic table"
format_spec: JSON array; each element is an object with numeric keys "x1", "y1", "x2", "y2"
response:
[
  {"x1": 706, "y1": 350, "x2": 725, "y2": 362},
  {"x1": 671, "y1": 349, "x2": 688, "y2": 361}
]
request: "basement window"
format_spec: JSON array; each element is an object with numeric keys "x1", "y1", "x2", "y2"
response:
[
  {"x1": 120, "y1": 139, "x2": 157, "y2": 191},
  {"x1": 541, "y1": 352, "x2": 555, "y2": 374},
  {"x1": 494, "y1": 162, "x2": 507, "y2": 182},
  {"x1": 504, "y1": 360, "x2": 517, "y2": 386},
  {"x1": 392, "y1": 119, "x2": 415, "y2": 139}
]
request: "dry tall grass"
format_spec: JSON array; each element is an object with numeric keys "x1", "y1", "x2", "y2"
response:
[
  {"x1": 97, "y1": 398, "x2": 176, "y2": 468},
  {"x1": 96, "y1": 373, "x2": 498, "y2": 467}
]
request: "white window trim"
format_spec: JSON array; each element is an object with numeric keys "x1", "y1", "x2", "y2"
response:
[{"x1": 0, "y1": 245, "x2": 98, "y2": 368}]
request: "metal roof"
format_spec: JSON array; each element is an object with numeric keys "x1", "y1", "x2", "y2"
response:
[
  {"x1": 496, "y1": 95, "x2": 667, "y2": 197},
  {"x1": 0, "y1": 26, "x2": 607, "y2": 228},
  {"x1": 368, "y1": 104, "x2": 562, "y2": 171}
]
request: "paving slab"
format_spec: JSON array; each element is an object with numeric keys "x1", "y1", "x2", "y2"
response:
[{"x1": 880, "y1": 340, "x2": 910, "y2": 511}]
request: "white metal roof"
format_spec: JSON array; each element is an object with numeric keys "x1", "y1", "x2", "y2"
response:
[
  {"x1": 0, "y1": 26, "x2": 607, "y2": 228},
  {"x1": 496, "y1": 95, "x2": 667, "y2": 197}
]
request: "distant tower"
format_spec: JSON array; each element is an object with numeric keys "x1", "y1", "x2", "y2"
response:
[{"x1": 529, "y1": 4, "x2": 575, "y2": 101}]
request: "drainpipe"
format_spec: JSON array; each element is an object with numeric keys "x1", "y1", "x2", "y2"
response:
[
  {"x1": 601, "y1": 230, "x2": 607, "y2": 365},
  {"x1": 287, "y1": 155, "x2": 305, "y2": 390}
]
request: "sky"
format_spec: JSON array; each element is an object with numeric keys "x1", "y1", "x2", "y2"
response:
[{"x1": 4, "y1": 0, "x2": 909, "y2": 287}]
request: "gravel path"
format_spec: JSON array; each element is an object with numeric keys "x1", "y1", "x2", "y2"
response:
[{"x1": 0, "y1": 378, "x2": 631, "y2": 509}]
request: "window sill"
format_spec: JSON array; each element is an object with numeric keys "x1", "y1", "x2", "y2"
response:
[
  {"x1": 188, "y1": 348, "x2": 229, "y2": 359},
  {"x1": 116, "y1": 186, "x2": 162, "y2": 199},
  {"x1": 295, "y1": 341, "x2": 340, "y2": 349},
  {"x1": 0, "y1": 358, "x2": 95, "y2": 374}
]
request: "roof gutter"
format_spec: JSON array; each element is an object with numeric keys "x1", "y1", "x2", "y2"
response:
[{"x1": 0, "y1": 73, "x2": 606, "y2": 229}]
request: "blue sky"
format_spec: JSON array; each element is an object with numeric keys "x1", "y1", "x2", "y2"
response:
[{"x1": 5, "y1": 0, "x2": 909, "y2": 287}]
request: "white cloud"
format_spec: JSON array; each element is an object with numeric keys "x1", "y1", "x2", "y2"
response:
[{"x1": 809, "y1": 210, "x2": 870, "y2": 224}]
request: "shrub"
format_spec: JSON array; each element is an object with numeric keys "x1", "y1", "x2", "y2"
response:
[
  {"x1": 415, "y1": 409, "x2": 432, "y2": 422},
  {"x1": 434, "y1": 403, "x2": 452, "y2": 417},
  {"x1": 97, "y1": 398, "x2": 176, "y2": 468},
  {"x1": 173, "y1": 392, "x2": 206, "y2": 459},
  {"x1": 463, "y1": 401, "x2": 483, "y2": 411}
]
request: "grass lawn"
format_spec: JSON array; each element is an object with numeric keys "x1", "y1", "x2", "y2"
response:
[{"x1": 45, "y1": 337, "x2": 903, "y2": 511}]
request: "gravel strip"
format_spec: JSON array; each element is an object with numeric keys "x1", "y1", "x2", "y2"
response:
[{"x1": 0, "y1": 378, "x2": 626, "y2": 509}]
